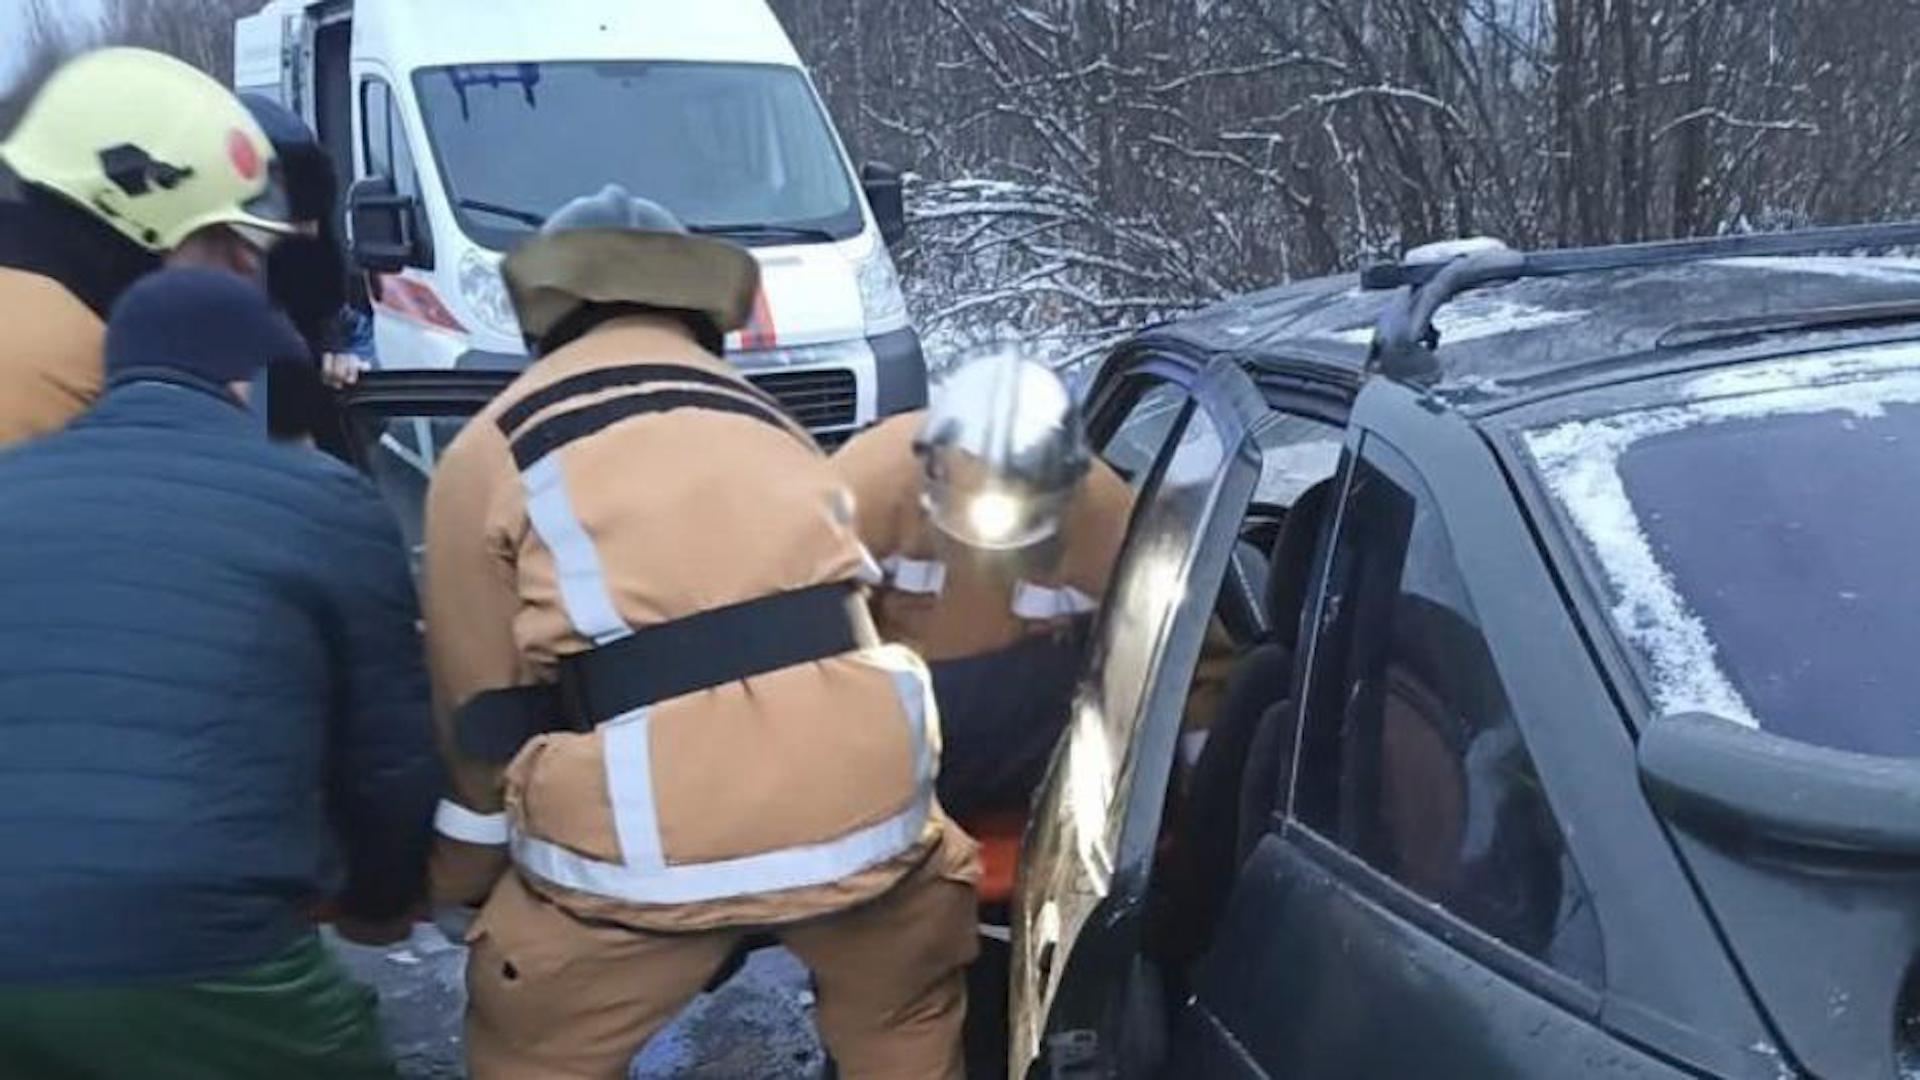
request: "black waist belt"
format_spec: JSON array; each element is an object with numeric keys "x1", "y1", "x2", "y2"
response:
[{"x1": 456, "y1": 583, "x2": 877, "y2": 763}]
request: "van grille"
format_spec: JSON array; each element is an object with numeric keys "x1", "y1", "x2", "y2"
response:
[{"x1": 749, "y1": 368, "x2": 859, "y2": 434}]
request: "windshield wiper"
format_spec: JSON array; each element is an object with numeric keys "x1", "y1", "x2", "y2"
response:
[
  {"x1": 1657, "y1": 300, "x2": 1920, "y2": 349},
  {"x1": 457, "y1": 198, "x2": 547, "y2": 228},
  {"x1": 691, "y1": 222, "x2": 839, "y2": 244}
]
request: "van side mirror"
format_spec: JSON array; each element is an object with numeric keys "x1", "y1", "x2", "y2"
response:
[
  {"x1": 347, "y1": 176, "x2": 427, "y2": 274},
  {"x1": 861, "y1": 161, "x2": 907, "y2": 248}
]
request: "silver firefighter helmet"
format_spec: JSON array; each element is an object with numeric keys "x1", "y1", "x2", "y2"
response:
[{"x1": 915, "y1": 352, "x2": 1091, "y2": 552}]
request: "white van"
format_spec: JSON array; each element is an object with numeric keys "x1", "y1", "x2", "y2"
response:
[{"x1": 233, "y1": 0, "x2": 927, "y2": 443}]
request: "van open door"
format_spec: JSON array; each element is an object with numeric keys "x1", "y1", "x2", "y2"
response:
[
  {"x1": 233, "y1": 4, "x2": 301, "y2": 103},
  {"x1": 1008, "y1": 362, "x2": 1269, "y2": 1079}
]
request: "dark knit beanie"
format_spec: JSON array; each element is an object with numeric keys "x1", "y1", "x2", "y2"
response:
[{"x1": 105, "y1": 268, "x2": 309, "y2": 386}]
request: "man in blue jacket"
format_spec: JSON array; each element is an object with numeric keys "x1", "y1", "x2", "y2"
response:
[{"x1": 0, "y1": 269, "x2": 439, "y2": 1078}]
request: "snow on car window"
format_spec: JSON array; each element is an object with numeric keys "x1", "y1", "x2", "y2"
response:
[{"x1": 1526, "y1": 341, "x2": 1920, "y2": 755}]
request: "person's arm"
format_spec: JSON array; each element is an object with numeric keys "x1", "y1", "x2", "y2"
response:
[
  {"x1": 319, "y1": 473, "x2": 442, "y2": 942},
  {"x1": 829, "y1": 414, "x2": 917, "y2": 559},
  {"x1": 422, "y1": 423, "x2": 525, "y2": 907},
  {"x1": 1063, "y1": 457, "x2": 1136, "y2": 600}
]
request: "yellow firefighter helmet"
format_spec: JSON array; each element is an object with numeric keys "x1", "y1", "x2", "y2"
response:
[{"x1": 0, "y1": 48, "x2": 299, "y2": 253}]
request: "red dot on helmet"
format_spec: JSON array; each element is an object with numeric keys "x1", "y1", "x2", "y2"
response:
[{"x1": 227, "y1": 130, "x2": 261, "y2": 182}]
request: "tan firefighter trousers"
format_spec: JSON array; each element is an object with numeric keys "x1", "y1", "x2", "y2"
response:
[{"x1": 464, "y1": 853, "x2": 981, "y2": 1079}]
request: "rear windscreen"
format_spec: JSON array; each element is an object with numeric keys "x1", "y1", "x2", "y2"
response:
[{"x1": 1527, "y1": 345, "x2": 1920, "y2": 757}]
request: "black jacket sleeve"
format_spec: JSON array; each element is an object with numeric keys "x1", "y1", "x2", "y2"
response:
[{"x1": 318, "y1": 472, "x2": 443, "y2": 921}]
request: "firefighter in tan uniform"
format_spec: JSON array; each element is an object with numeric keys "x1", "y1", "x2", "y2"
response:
[
  {"x1": 422, "y1": 187, "x2": 979, "y2": 1080},
  {"x1": 0, "y1": 49, "x2": 300, "y2": 446},
  {"x1": 832, "y1": 355, "x2": 1133, "y2": 820}
]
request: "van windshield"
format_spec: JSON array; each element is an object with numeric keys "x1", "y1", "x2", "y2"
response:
[{"x1": 414, "y1": 61, "x2": 863, "y2": 250}]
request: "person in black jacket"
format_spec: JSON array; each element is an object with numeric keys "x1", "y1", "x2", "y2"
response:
[
  {"x1": 0, "y1": 269, "x2": 438, "y2": 1079},
  {"x1": 242, "y1": 93, "x2": 372, "y2": 459}
]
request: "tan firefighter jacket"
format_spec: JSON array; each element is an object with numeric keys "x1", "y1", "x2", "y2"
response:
[
  {"x1": 0, "y1": 267, "x2": 108, "y2": 447},
  {"x1": 831, "y1": 411, "x2": 1135, "y2": 663},
  {"x1": 423, "y1": 319, "x2": 958, "y2": 931}
]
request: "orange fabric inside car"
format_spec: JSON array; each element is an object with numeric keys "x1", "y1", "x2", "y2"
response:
[{"x1": 964, "y1": 811, "x2": 1026, "y2": 903}]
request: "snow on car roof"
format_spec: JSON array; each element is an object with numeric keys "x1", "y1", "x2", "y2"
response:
[{"x1": 1154, "y1": 254, "x2": 1920, "y2": 402}]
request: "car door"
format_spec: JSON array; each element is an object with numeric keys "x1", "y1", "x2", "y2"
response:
[
  {"x1": 1009, "y1": 359, "x2": 1272, "y2": 1079},
  {"x1": 323, "y1": 370, "x2": 516, "y2": 570},
  {"x1": 1177, "y1": 400, "x2": 1690, "y2": 1079}
]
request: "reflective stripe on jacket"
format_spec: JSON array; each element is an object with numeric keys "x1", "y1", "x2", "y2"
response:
[
  {"x1": 831, "y1": 411, "x2": 1135, "y2": 663},
  {"x1": 423, "y1": 319, "x2": 943, "y2": 930}
]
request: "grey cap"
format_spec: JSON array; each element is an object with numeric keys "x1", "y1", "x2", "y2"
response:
[
  {"x1": 502, "y1": 184, "x2": 761, "y2": 345},
  {"x1": 543, "y1": 184, "x2": 689, "y2": 235}
]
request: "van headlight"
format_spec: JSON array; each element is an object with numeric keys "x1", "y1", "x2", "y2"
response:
[
  {"x1": 459, "y1": 250, "x2": 521, "y2": 339},
  {"x1": 857, "y1": 246, "x2": 910, "y2": 335}
]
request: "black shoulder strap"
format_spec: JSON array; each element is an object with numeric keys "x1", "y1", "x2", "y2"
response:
[
  {"x1": 506, "y1": 385, "x2": 812, "y2": 471},
  {"x1": 496, "y1": 363, "x2": 784, "y2": 439}
]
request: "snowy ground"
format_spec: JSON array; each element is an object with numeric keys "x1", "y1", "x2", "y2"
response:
[{"x1": 324, "y1": 926, "x2": 826, "y2": 1079}]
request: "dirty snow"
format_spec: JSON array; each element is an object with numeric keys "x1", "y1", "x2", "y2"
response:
[
  {"x1": 1526, "y1": 340, "x2": 1920, "y2": 726},
  {"x1": 326, "y1": 928, "x2": 824, "y2": 1078}
]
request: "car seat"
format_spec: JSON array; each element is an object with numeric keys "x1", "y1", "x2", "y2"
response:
[{"x1": 1153, "y1": 480, "x2": 1334, "y2": 968}]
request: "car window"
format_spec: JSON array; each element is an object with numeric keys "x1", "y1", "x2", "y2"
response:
[
  {"x1": 1526, "y1": 345, "x2": 1920, "y2": 758},
  {"x1": 1293, "y1": 436, "x2": 1604, "y2": 987},
  {"x1": 1096, "y1": 406, "x2": 1233, "y2": 844},
  {"x1": 1256, "y1": 414, "x2": 1343, "y2": 506},
  {"x1": 344, "y1": 409, "x2": 477, "y2": 579},
  {"x1": 362, "y1": 78, "x2": 425, "y2": 203},
  {"x1": 1016, "y1": 394, "x2": 1246, "y2": 1070},
  {"x1": 1101, "y1": 380, "x2": 1189, "y2": 490}
]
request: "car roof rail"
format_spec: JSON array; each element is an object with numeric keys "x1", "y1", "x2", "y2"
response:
[{"x1": 1361, "y1": 220, "x2": 1920, "y2": 383}]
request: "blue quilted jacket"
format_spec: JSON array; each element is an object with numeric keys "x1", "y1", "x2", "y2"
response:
[{"x1": 0, "y1": 375, "x2": 439, "y2": 985}]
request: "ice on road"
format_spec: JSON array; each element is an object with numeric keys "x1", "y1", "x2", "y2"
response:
[{"x1": 324, "y1": 927, "x2": 827, "y2": 1078}]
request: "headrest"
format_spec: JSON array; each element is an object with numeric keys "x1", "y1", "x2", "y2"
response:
[{"x1": 1266, "y1": 480, "x2": 1336, "y2": 651}]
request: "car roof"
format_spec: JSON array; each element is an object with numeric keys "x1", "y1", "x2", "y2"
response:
[{"x1": 1143, "y1": 253, "x2": 1920, "y2": 412}]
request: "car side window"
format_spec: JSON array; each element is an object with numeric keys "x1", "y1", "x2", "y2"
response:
[
  {"x1": 1292, "y1": 436, "x2": 1604, "y2": 987},
  {"x1": 1101, "y1": 380, "x2": 1190, "y2": 492}
]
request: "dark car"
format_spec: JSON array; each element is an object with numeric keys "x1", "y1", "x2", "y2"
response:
[
  {"x1": 1009, "y1": 227, "x2": 1920, "y2": 1079},
  {"x1": 321, "y1": 226, "x2": 1920, "y2": 1080}
]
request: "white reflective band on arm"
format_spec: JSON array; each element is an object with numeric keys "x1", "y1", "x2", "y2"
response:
[
  {"x1": 1011, "y1": 581, "x2": 1099, "y2": 620},
  {"x1": 522, "y1": 456, "x2": 632, "y2": 646},
  {"x1": 517, "y1": 647, "x2": 936, "y2": 906},
  {"x1": 855, "y1": 545, "x2": 886, "y2": 586},
  {"x1": 875, "y1": 646, "x2": 938, "y2": 786},
  {"x1": 435, "y1": 799, "x2": 510, "y2": 847},
  {"x1": 884, "y1": 555, "x2": 946, "y2": 595}
]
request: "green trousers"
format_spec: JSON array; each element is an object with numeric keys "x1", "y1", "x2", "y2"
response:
[{"x1": 0, "y1": 933, "x2": 395, "y2": 1080}]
